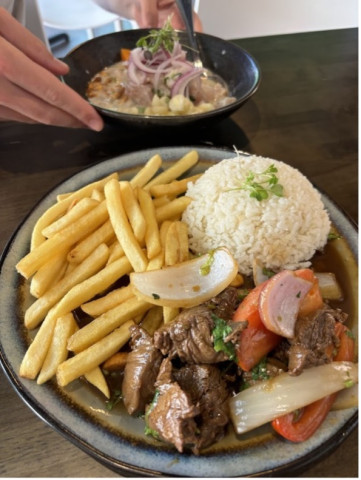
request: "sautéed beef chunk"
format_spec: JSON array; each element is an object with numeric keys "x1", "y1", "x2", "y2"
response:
[
  {"x1": 122, "y1": 326, "x2": 162, "y2": 415},
  {"x1": 120, "y1": 286, "x2": 350, "y2": 453},
  {"x1": 146, "y1": 358, "x2": 200, "y2": 453},
  {"x1": 154, "y1": 287, "x2": 240, "y2": 364},
  {"x1": 146, "y1": 358, "x2": 230, "y2": 454},
  {"x1": 173, "y1": 364, "x2": 230, "y2": 452},
  {"x1": 287, "y1": 305, "x2": 347, "y2": 375}
]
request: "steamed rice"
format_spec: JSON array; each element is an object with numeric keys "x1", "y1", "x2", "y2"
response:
[{"x1": 182, "y1": 153, "x2": 331, "y2": 276}]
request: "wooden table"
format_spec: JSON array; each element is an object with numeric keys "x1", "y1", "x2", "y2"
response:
[{"x1": 0, "y1": 28, "x2": 358, "y2": 477}]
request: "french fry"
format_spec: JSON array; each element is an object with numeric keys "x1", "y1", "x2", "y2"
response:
[
  {"x1": 19, "y1": 314, "x2": 58, "y2": 379},
  {"x1": 37, "y1": 313, "x2": 77, "y2": 384},
  {"x1": 140, "y1": 306, "x2": 164, "y2": 335},
  {"x1": 104, "y1": 178, "x2": 148, "y2": 272},
  {"x1": 43, "y1": 255, "x2": 133, "y2": 330},
  {"x1": 17, "y1": 201, "x2": 109, "y2": 279},
  {"x1": 163, "y1": 306, "x2": 179, "y2": 324},
  {"x1": 137, "y1": 187, "x2": 161, "y2": 260},
  {"x1": 68, "y1": 296, "x2": 151, "y2": 353},
  {"x1": 230, "y1": 273, "x2": 244, "y2": 287},
  {"x1": 56, "y1": 192, "x2": 73, "y2": 202},
  {"x1": 106, "y1": 240, "x2": 125, "y2": 264},
  {"x1": 163, "y1": 222, "x2": 183, "y2": 323},
  {"x1": 81, "y1": 284, "x2": 134, "y2": 317},
  {"x1": 57, "y1": 320, "x2": 135, "y2": 387},
  {"x1": 149, "y1": 174, "x2": 202, "y2": 198},
  {"x1": 143, "y1": 150, "x2": 199, "y2": 191},
  {"x1": 102, "y1": 352, "x2": 128, "y2": 372},
  {"x1": 41, "y1": 198, "x2": 99, "y2": 238},
  {"x1": 67, "y1": 220, "x2": 115, "y2": 264},
  {"x1": 176, "y1": 221, "x2": 189, "y2": 263},
  {"x1": 129, "y1": 154, "x2": 162, "y2": 188},
  {"x1": 25, "y1": 243, "x2": 110, "y2": 329},
  {"x1": 119, "y1": 181, "x2": 146, "y2": 244},
  {"x1": 84, "y1": 367, "x2": 110, "y2": 398},
  {"x1": 91, "y1": 188, "x2": 105, "y2": 202},
  {"x1": 155, "y1": 196, "x2": 191, "y2": 224},
  {"x1": 31, "y1": 172, "x2": 118, "y2": 249},
  {"x1": 164, "y1": 222, "x2": 179, "y2": 267},
  {"x1": 30, "y1": 250, "x2": 68, "y2": 298},
  {"x1": 152, "y1": 195, "x2": 172, "y2": 208}
]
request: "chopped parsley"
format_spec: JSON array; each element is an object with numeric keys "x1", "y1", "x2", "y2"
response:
[
  {"x1": 144, "y1": 390, "x2": 161, "y2": 439},
  {"x1": 136, "y1": 18, "x2": 178, "y2": 54},
  {"x1": 211, "y1": 314, "x2": 236, "y2": 361},
  {"x1": 105, "y1": 389, "x2": 123, "y2": 411},
  {"x1": 328, "y1": 232, "x2": 342, "y2": 241},
  {"x1": 227, "y1": 164, "x2": 284, "y2": 201},
  {"x1": 250, "y1": 357, "x2": 270, "y2": 382},
  {"x1": 152, "y1": 293, "x2": 160, "y2": 300},
  {"x1": 262, "y1": 267, "x2": 276, "y2": 278},
  {"x1": 199, "y1": 249, "x2": 216, "y2": 276}
]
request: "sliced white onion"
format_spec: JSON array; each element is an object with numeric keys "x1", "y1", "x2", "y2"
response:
[
  {"x1": 229, "y1": 361, "x2": 358, "y2": 434},
  {"x1": 315, "y1": 272, "x2": 343, "y2": 300},
  {"x1": 331, "y1": 383, "x2": 358, "y2": 410},
  {"x1": 130, "y1": 247, "x2": 238, "y2": 308}
]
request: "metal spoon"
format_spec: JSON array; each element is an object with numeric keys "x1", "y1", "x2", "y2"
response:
[
  {"x1": 175, "y1": 0, "x2": 228, "y2": 88},
  {"x1": 175, "y1": 0, "x2": 203, "y2": 68}
]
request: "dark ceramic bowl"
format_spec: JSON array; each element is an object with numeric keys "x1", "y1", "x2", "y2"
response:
[{"x1": 61, "y1": 29, "x2": 260, "y2": 128}]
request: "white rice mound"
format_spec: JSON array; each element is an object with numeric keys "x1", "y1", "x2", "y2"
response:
[{"x1": 182, "y1": 153, "x2": 331, "y2": 276}]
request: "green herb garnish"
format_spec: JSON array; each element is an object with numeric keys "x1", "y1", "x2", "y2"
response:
[
  {"x1": 200, "y1": 249, "x2": 216, "y2": 276},
  {"x1": 228, "y1": 164, "x2": 284, "y2": 201},
  {"x1": 152, "y1": 293, "x2": 160, "y2": 300},
  {"x1": 262, "y1": 267, "x2": 276, "y2": 278},
  {"x1": 251, "y1": 357, "x2": 270, "y2": 381},
  {"x1": 211, "y1": 314, "x2": 236, "y2": 361},
  {"x1": 328, "y1": 232, "x2": 342, "y2": 241},
  {"x1": 144, "y1": 390, "x2": 161, "y2": 439},
  {"x1": 238, "y1": 288, "x2": 251, "y2": 301},
  {"x1": 136, "y1": 18, "x2": 178, "y2": 54},
  {"x1": 105, "y1": 389, "x2": 123, "y2": 411}
]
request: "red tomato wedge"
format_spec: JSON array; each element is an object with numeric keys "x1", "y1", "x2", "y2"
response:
[
  {"x1": 233, "y1": 283, "x2": 281, "y2": 371},
  {"x1": 271, "y1": 322, "x2": 355, "y2": 442},
  {"x1": 294, "y1": 268, "x2": 324, "y2": 316}
]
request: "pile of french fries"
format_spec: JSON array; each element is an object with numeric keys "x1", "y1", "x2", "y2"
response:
[{"x1": 16, "y1": 150, "x2": 204, "y2": 398}]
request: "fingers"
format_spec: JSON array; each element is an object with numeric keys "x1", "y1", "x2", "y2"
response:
[
  {"x1": 0, "y1": 105, "x2": 36, "y2": 124},
  {"x1": 133, "y1": 0, "x2": 159, "y2": 27},
  {"x1": 0, "y1": 77, "x2": 90, "y2": 128},
  {"x1": 0, "y1": 7, "x2": 69, "y2": 76},
  {"x1": 0, "y1": 37, "x2": 104, "y2": 130},
  {"x1": 158, "y1": 4, "x2": 203, "y2": 31}
]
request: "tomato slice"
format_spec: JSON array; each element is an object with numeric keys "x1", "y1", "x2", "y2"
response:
[
  {"x1": 271, "y1": 321, "x2": 355, "y2": 442},
  {"x1": 294, "y1": 268, "x2": 323, "y2": 316},
  {"x1": 233, "y1": 282, "x2": 281, "y2": 371},
  {"x1": 272, "y1": 394, "x2": 337, "y2": 442}
]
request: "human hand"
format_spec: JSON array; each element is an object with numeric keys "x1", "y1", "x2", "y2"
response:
[
  {"x1": 0, "y1": 8, "x2": 104, "y2": 130},
  {"x1": 94, "y1": 0, "x2": 202, "y2": 31}
]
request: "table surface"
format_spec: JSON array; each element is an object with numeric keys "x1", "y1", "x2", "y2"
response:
[{"x1": 0, "y1": 28, "x2": 358, "y2": 477}]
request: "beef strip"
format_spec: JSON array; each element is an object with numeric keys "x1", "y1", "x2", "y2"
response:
[
  {"x1": 146, "y1": 358, "x2": 231, "y2": 454},
  {"x1": 122, "y1": 325, "x2": 163, "y2": 415},
  {"x1": 174, "y1": 364, "x2": 230, "y2": 452},
  {"x1": 145, "y1": 358, "x2": 200, "y2": 453},
  {"x1": 153, "y1": 287, "x2": 241, "y2": 364},
  {"x1": 287, "y1": 305, "x2": 347, "y2": 375}
]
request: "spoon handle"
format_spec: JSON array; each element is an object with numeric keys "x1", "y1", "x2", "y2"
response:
[{"x1": 175, "y1": 0, "x2": 199, "y2": 57}]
